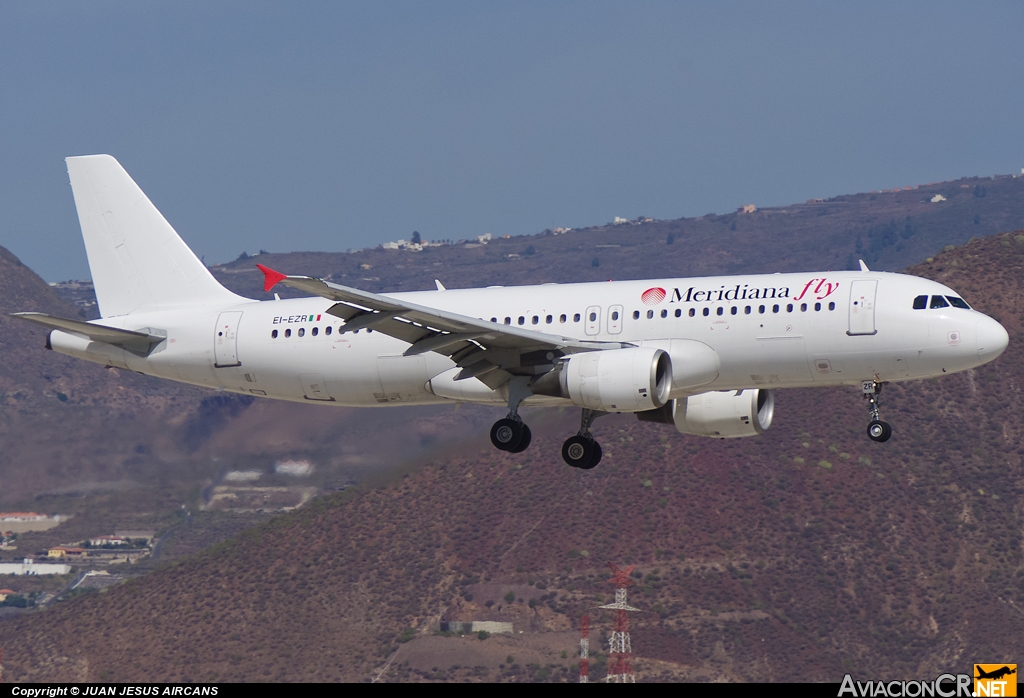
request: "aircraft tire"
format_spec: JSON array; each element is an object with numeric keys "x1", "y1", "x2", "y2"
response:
[
  {"x1": 867, "y1": 420, "x2": 892, "y2": 442},
  {"x1": 508, "y1": 424, "x2": 532, "y2": 453},
  {"x1": 562, "y1": 435, "x2": 596, "y2": 468},
  {"x1": 580, "y1": 441, "x2": 602, "y2": 469},
  {"x1": 490, "y1": 418, "x2": 524, "y2": 451}
]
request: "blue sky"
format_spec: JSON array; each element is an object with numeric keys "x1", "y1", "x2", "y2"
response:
[{"x1": 2, "y1": 1, "x2": 1023, "y2": 281}]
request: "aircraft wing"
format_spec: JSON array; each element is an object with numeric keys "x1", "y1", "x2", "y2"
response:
[
  {"x1": 257, "y1": 264, "x2": 623, "y2": 389},
  {"x1": 12, "y1": 312, "x2": 165, "y2": 355}
]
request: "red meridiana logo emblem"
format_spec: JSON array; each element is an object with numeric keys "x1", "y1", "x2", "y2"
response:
[{"x1": 641, "y1": 287, "x2": 666, "y2": 305}]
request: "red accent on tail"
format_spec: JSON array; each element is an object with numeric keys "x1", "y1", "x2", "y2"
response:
[{"x1": 256, "y1": 264, "x2": 288, "y2": 292}]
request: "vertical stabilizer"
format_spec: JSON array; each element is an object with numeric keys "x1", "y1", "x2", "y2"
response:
[{"x1": 66, "y1": 155, "x2": 244, "y2": 317}]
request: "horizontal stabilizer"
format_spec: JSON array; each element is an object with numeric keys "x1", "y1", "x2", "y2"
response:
[{"x1": 12, "y1": 312, "x2": 165, "y2": 355}]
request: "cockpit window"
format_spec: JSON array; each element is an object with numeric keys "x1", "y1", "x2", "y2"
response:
[
  {"x1": 913, "y1": 295, "x2": 928, "y2": 310},
  {"x1": 930, "y1": 295, "x2": 950, "y2": 309},
  {"x1": 945, "y1": 296, "x2": 970, "y2": 309}
]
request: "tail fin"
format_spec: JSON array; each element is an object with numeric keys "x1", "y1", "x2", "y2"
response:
[{"x1": 66, "y1": 154, "x2": 243, "y2": 317}]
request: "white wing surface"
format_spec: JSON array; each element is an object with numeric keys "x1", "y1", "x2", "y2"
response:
[{"x1": 258, "y1": 265, "x2": 624, "y2": 389}]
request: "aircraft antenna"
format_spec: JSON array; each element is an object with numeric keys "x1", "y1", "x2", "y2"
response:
[
  {"x1": 579, "y1": 615, "x2": 590, "y2": 683},
  {"x1": 600, "y1": 562, "x2": 640, "y2": 682}
]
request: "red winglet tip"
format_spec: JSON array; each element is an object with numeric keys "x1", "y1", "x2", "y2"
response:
[{"x1": 256, "y1": 264, "x2": 288, "y2": 292}]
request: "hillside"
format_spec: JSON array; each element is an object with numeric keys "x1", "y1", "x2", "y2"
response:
[
  {"x1": 2, "y1": 232, "x2": 1020, "y2": 682},
  {"x1": 200, "y1": 173, "x2": 1024, "y2": 300}
]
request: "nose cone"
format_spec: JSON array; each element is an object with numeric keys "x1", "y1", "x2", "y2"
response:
[{"x1": 976, "y1": 315, "x2": 1009, "y2": 363}]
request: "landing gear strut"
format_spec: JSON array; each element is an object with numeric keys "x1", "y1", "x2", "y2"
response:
[
  {"x1": 562, "y1": 409, "x2": 606, "y2": 469},
  {"x1": 490, "y1": 377, "x2": 533, "y2": 453},
  {"x1": 862, "y1": 379, "x2": 892, "y2": 443}
]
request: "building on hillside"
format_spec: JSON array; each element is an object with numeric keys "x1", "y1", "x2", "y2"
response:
[
  {"x1": 440, "y1": 621, "x2": 513, "y2": 634},
  {"x1": 739, "y1": 204, "x2": 757, "y2": 214},
  {"x1": 114, "y1": 530, "x2": 155, "y2": 543},
  {"x1": 47, "y1": 547, "x2": 85, "y2": 558},
  {"x1": 0, "y1": 559, "x2": 71, "y2": 575},
  {"x1": 930, "y1": 194, "x2": 947, "y2": 203},
  {"x1": 88, "y1": 536, "x2": 127, "y2": 547},
  {"x1": 0, "y1": 589, "x2": 14, "y2": 602},
  {"x1": 0, "y1": 513, "x2": 46, "y2": 522}
]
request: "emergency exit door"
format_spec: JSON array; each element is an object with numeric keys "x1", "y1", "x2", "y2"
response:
[
  {"x1": 214, "y1": 311, "x2": 243, "y2": 367},
  {"x1": 848, "y1": 280, "x2": 878, "y2": 336}
]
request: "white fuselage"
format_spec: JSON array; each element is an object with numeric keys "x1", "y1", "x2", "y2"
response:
[{"x1": 49, "y1": 269, "x2": 1008, "y2": 410}]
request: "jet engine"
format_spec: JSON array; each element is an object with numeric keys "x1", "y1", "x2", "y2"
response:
[
  {"x1": 532, "y1": 347, "x2": 672, "y2": 412},
  {"x1": 638, "y1": 388, "x2": 774, "y2": 438}
]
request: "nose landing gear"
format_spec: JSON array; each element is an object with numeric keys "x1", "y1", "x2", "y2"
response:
[
  {"x1": 561, "y1": 408, "x2": 606, "y2": 469},
  {"x1": 863, "y1": 380, "x2": 892, "y2": 442}
]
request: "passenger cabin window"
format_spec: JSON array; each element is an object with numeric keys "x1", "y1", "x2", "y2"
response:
[
  {"x1": 744, "y1": 306, "x2": 751, "y2": 314},
  {"x1": 611, "y1": 311, "x2": 619, "y2": 321},
  {"x1": 312, "y1": 327, "x2": 319, "y2": 336},
  {"x1": 546, "y1": 314, "x2": 553, "y2": 323},
  {"x1": 647, "y1": 310, "x2": 654, "y2": 319},
  {"x1": 325, "y1": 326, "x2": 332, "y2": 335},
  {"x1": 532, "y1": 316, "x2": 539, "y2": 325},
  {"x1": 759, "y1": 305, "x2": 766, "y2": 314},
  {"x1": 518, "y1": 316, "x2": 525, "y2": 325},
  {"x1": 786, "y1": 303, "x2": 793, "y2": 312},
  {"x1": 633, "y1": 310, "x2": 640, "y2": 320},
  {"x1": 913, "y1": 295, "x2": 928, "y2": 310},
  {"x1": 800, "y1": 303, "x2": 807, "y2": 312},
  {"x1": 573, "y1": 313, "x2": 581, "y2": 322},
  {"x1": 285, "y1": 329, "x2": 291, "y2": 338},
  {"x1": 946, "y1": 296, "x2": 970, "y2": 309},
  {"x1": 730, "y1": 306, "x2": 738, "y2": 315},
  {"x1": 688, "y1": 308, "x2": 695, "y2": 317},
  {"x1": 504, "y1": 317, "x2": 511, "y2": 325},
  {"x1": 716, "y1": 307, "x2": 724, "y2": 316},
  {"x1": 272, "y1": 329, "x2": 278, "y2": 338},
  {"x1": 491, "y1": 317, "x2": 497, "y2": 323},
  {"x1": 559, "y1": 314, "x2": 567, "y2": 323},
  {"x1": 773, "y1": 304, "x2": 780, "y2": 313},
  {"x1": 828, "y1": 302, "x2": 835, "y2": 311},
  {"x1": 814, "y1": 302, "x2": 821, "y2": 311},
  {"x1": 661, "y1": 309, "x2": 667, "y2": 318},
  {"x1": 589, "y1": 311, "x2": 597, "y2": 322},
  {"x1": 703, "y1": 308, "x2": 710, "y2": 317},
  {"x1": 298, "y1": 328, "x2": 305, "y2": 337},
  {"x1": 930, "y1": 295, "x2": 949, "y2": 309}
]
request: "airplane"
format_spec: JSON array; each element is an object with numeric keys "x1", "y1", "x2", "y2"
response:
[{"x1": 14, "y1": 155, "x2": 1009, "y2": 469}]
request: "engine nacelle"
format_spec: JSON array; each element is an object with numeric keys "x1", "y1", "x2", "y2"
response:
[
  {"x1": 639, "y1": 389, "x2": 774, "y2": 438},
  {"x1": 534, "y1": 347, "x2": 672, "y2": 412},
  {"x1": 640, "y1": 339, "x2": 720, "y2": 397}
]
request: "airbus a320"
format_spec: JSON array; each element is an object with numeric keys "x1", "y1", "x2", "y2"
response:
[{"x1": 15, "y1": 156, "x2": 1009, "y2": 469}]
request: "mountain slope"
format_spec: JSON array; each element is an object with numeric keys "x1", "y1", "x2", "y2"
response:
[{"x1": 2, "y1": 232, "x2": 1020, "y2": 682}]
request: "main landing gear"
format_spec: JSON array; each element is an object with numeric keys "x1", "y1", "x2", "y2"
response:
[
  {"x1": 490, "y1": 377, "x2": 533, "y2": 454},
  {"x1": 862, "y1": 379, "x2": 892, "y2": 443},
  {"x1": 486, "y1": 378, "x2": 607, "y2": 469},
  {"x1": 561, "y1": 409, "x2": 606, "y2": 470}
]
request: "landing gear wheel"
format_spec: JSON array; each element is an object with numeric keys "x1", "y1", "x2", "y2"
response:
[
  {"x1": 562, "y1": 435, "x2": 597, "y2": 468},
  {"x1": 581, "y1": 441, "x2": 602, "y2": 470},
  {"x1": 867, "y1": 420, "x2": 892, "y2": 443},
  {"x1": 490, "y1": 418, "x2": 524, "y2": 451},
  {"x1": 508, "y1": 424, "x2": 532, "y2": 453}
]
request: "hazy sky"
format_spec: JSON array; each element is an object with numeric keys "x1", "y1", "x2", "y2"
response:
[{"x1": 3, "y1": 1, "x2": 1023, "y2": 282}]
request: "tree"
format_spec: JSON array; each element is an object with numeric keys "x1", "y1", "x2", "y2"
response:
[
  {"x1": 411, "y1": 231, "x2": 422, "y2": 244},
  {"x1": 504, "y1": 590, "x2": 515, "y2": 604}
]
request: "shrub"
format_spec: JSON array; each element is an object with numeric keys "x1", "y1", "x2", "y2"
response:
[{"x1": 504, "y1": 590, "x2": 515, "y2": 604}]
